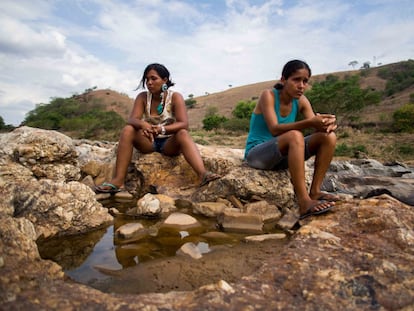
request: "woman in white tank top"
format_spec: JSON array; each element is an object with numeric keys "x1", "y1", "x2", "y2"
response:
[{"x1": 95, "y1": 63, "x2": 220, "y2": 193}]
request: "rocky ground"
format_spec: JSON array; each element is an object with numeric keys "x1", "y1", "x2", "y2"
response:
[{"x1": 1, "y1": 126, "x2": 414, "y2": 310}]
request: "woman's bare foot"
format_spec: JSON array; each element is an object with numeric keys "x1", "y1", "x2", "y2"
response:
[{"x1": 310, "y1": 192, "x2": 341, "y2": 202}]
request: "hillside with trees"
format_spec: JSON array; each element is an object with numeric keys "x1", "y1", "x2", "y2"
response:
[
  {"x1": 1, "y1": 60, "x2": 413, "y2": 161},
  {"x1": 187, "y1": 60, "x2": 414, "y2": 130}
]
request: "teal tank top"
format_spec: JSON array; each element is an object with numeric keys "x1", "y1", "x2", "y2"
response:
[{"x1": 244, "y1": 89, "x2": 298, "y2": 158}]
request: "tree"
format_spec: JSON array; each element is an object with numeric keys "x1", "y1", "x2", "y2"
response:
[
  {"x1": 0, "y1": 116, "x2": 14, "y2": 132},
  {"x1": 185, "y1": 94, "x2": 196, "y2": 109},
  {"x1": 361, "y1": 61, "x2": 371, "y2": 69},
  {"x1": 0, "y1": 115, "x2": 5, "y2": 129},
  {"x1": 305, "y1": 74, "x2": 381, "y2": 121},
  {"x1": 348, "y1": 60, "x2": 358, "y2": 69}
]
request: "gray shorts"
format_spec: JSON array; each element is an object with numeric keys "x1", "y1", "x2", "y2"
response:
[{"x1": 246, "y1": 135, "x2": 313, "y2": 170}]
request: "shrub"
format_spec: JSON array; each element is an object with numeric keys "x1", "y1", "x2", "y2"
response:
[
  {"x1": 335, "y1": 143, "x2": 351, "y2": 156},
  {"x1": 185, "y1": 97, "x2": 196, "y2": 109},
  {"x1": 392, "y1": 103, "x2": 414, "y2": 132},
  {"x1": 232, "y1": 100, "x2": 256, "y2": 119},
  {"x1": 202, "y1": 114, "x2": 228, "y2": 131}
]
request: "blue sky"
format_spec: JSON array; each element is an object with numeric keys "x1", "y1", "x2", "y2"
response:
[{"x1": 1, "y1": 0, "x2": 413, "y2": 125}]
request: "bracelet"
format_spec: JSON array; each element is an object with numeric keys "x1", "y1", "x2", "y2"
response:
[{"x1": 160, "y1": 125, "x2": 166, "y2": 135}]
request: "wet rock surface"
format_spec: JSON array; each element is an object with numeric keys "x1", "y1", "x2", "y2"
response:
[{"x1": 1, "y1": 127, "x2": 414, "y2": 310}]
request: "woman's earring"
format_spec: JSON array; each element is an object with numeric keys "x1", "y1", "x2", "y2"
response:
[{"x1": 161, "y1": 83, "x2": 168, "y2": 91}]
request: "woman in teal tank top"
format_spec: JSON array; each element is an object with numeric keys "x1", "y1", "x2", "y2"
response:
[{"x1": 244, "y1": 60, "x2": 339, "y2": 220}]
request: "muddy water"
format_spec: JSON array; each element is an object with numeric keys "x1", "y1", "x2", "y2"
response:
[{"x1": 38, "y1": 198, "x2": 288, "y2": 294}]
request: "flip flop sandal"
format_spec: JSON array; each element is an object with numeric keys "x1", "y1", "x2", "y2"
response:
[
  {"x1": 299, "y1": 200, "x2": 334, "y2": 220},
  {"x1": 95, "y1": 182, "x2": 121, "y2": 194}
]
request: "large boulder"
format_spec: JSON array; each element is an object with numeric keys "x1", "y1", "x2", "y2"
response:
[{"x1": 0, "y1": 127, "x2": 112, "y2": 240}]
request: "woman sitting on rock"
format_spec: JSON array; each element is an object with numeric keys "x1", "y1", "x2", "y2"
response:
[
  {"x1": 95, "y1": 63, "x2": 220, "y2": 193},
  {"x1": 244, "y1": 59, "x2": 339, "y2": 219}
]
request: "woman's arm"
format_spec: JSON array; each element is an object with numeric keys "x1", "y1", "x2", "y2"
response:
[
  {"x1": 299, "y1": 96, "x2": 337, "y2": 132},
  {"x1": 259, "y1": 90, "x2": 335, "y2": 136},
  {"x1": 127, "y1": 92, "x2": 154, "y2": 134},
  {"x1": 162, "y1": 92, "x2": 189, "y2": 134}
]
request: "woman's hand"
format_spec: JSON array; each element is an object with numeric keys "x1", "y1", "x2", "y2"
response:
[
  {"x1": 151, "y1": 124, "x2": 161, "y2": 137},
  {"x1": 142, "y1": 122, "x2": 155, "y2": 142},
  {"x1": 314, "y1": 113, "x2": 337, "y2": 133}
]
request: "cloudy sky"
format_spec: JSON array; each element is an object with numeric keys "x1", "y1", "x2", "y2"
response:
[{"x1": 1, "y1": 0, "x2": 413, "y2": 125}]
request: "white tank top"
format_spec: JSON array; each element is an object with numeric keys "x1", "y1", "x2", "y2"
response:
[{"x1": 143, "y1": 89, "x2": 176, "y2": 137}]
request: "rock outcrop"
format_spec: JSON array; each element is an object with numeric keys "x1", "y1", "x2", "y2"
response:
[{"x1": 1, "y1": 126, "x2": 413, "y2": 310}]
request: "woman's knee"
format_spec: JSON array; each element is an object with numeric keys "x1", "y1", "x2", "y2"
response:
[
  {"x1": 175, "y1": 128, "x2": 191, "y2": 141},
  {"x1": 121, "y1": 124, "x2": 136, "y2": 136},
  {"x1": 119, "y1": 124, "x2": 142, "y2": 142},
  {"x1": 321, "y1": 131, "x2": 337, "y2": 147},
  {"x1": 283, "y1": 130, "x2": 305, "y2": 146},
  {"x1": 311, "y1": 131, "x2": 336, "y2": 149},
  {"x1": 327, "y1": 131, "x2": 337, "y2": 144}
]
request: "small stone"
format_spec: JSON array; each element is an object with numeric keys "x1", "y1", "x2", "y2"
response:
[
  {"x1": 244, "y1": 233, "x2": 286, "y2": 242},
  {"x1": 218, "y1": 280, "x2": 235, "y2": 294},
  {"x1": 176, "y1": 242, "x2": 202, "y2": 259},
  {"x1": 116, "y1": 223, "x2": 145, "y2": 239}
]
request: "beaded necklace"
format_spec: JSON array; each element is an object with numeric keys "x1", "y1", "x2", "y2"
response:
[{"x1": 157, "y1": 92, "x2": 165, "y2": 114}]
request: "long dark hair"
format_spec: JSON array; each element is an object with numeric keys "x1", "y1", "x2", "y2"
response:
[
  {"x1": 274, "y1": 60, "x2": 311, "y2": 90},
  {"x1": 136, "y1": 63, "x2": 176, "y2": 90}
]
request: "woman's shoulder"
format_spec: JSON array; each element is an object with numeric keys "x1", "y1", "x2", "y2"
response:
[
  {"x1": 298, "y1": 94, "x2": 310, "y2": 105},
  {"x1": 297, "y1": 94, "x2": 311, "y2": 112},
  {"x1": 133, "y1": 91, "x2": 148, "y2": 106},
  {"x1": 135, "y1": 91, "x2": 147, "y2": 99},
  {"x1": 170, "y1": 90, "x2": 184, "y2": 101},
  {"x1": 259, "y1": 88, "x2": 275, "y2": 101},
  {"x1": 261, "y1": 88, "x2": 275, "y2": 95}
]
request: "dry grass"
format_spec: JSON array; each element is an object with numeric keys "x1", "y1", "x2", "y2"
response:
[
  {"x1": 190, "y1": 127, "x2": 414, "y2": 163},
  {"x1": 335, "y1": 127, "x2": 414, "y2": 162}
]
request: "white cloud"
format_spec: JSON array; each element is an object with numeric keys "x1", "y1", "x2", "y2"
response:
[
  {"x1": 0, "y1": 15, "x2": 66, "y2": 57},
  {"x1": 0, "y1": 0, "x2": 413, "y2": 125}
]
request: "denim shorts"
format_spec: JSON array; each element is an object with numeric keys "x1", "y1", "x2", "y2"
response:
[
  {"x1": 153, "y1": 137, "x2": 169, "y2": 153},
  {"x1": 246, "y1": 135, "x2": 313, "y2": 170}
]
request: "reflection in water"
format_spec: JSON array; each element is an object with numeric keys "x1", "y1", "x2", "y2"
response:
[
  {"x1": 115, "y1": 241, "x2": 161, "y2": 268},
  {"x1": 37, "y1": 198, "x2": 283, "y2": 287},
  {"x1": 37, "y1": 213, "x2": 226, "y2": 283},
  {"x1": 38, "y1": 226, "x2": 122, "y2": 283},
  {"x1": 37, "y1": 227, "x2": 108, "y2": 270}
]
